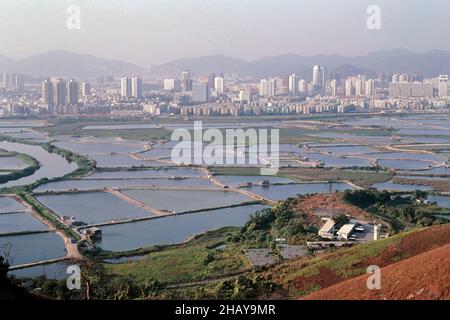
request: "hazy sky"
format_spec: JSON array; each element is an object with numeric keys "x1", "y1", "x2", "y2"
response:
[{"x1": 0, "y1": 0, "x2": 449, "y2": 66}]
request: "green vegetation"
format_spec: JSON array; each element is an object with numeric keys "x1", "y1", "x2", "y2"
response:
[
  {"x1": 106, "y1": 227, "x2": 251, "y2": 284},
  {"x1": 282, "y1": 167, "x2": 392, "y2": 188},
  {"x1": 0, "y1": 149, "x2": 40, "y2": 184},
  {"x1": 342, "y1": 189, "x2": 441, "y2": 229},
  {"x1": 38, "y1": 118, "x2": 171, "y2": 141},
  {"x1": 232, "y1": 199, "x2": 318, "y2": 247}
]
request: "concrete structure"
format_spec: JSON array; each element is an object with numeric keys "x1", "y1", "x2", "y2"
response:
[
  {"x1": 131, "y1": 76, "x2": 143, "y2": 98},
  {"x1": 192, "y1": 83, "x2": 209, "y2": 102},
  {"x1": 318, "y1": 218, "x2": 335, "y2": 239},
  {"x1": 81, "y1": 82, "x2": 90, "y2": 96},
  {"x1": 120, "y1": 77, "x2": 132, "y2": 98},
  {"x1": 214, "y1": 77, "x2": 224, "y2": 94},
  {"x1": 438, "y1": 75, "x2": 448, "y2": 97},
  {"x1": 337, "y1": 223, "x2": 357, "y2": 240},
  {"x1": 288, "y1": 74, "x2": 299, "y2": 96},
  {"x1": 312, "y1": 65, "x2": 326, "y2": 94},
  {"x1": 41, "y1": 79, "x2": 54, "y2": 110},
  {"x1": 181, "y1": 69, "x2": 193, "y2": 92},
  {"x1": 67, "y1": 79, "x2": 79, "y2": 104}
]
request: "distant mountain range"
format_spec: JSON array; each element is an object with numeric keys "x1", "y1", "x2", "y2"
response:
[
  {"x1": 2, "y1": 49, "x2": 450, "y2": 79},
  {"x1": 0, "y1": 50, "x2": 144, "y2": 79},
  {"x1": 150, "y1": 49, "x2": 450, "y2": 79}
]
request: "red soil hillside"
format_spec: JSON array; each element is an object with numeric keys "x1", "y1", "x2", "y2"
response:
[{"x1": 303, "y1": 243, "x2": 450, "y2": 300}]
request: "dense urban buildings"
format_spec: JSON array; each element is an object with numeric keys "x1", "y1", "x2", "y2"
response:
[{"x1": 0, "y1": 64, "x2": 449, "y2": 118}]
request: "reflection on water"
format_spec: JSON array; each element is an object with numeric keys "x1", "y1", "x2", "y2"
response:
[
  {"x1": 0, "y1": 141, "x2": 78, "y2": 188},
  {"x1": 98, "y1": 204, "x2": 269, "y2": 252}
]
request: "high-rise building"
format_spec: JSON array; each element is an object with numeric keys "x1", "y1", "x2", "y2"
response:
[
  {"x1": 355, "y1": 79, "x2": 364, "y2": 96},
  {"x1": 67, "y1": 79, "x2": 79, "y2": 104},
  {"x1": 312, "y1": 65, "x2": 326, "y2": 94},
  {"x1": 41, "y1": 79, "x2": 54, "y2": 110},
  {"x1": 365, "y1": 79, "x2": 375, "y2": 97},
  {"x1": 55, "y1": 79, "x2": 67, "y2": 105},
  {"x1": 214, "y1": 77, "x2": 224, "y2": 94},
  {"x1": 81, "y1": 82, "x2": 90, "y2": 97},
  {"x1": 438, "y1": 75, "x2": 448, "y2": 97},
  {"x1": 344, "y1": 79, "x2": 354, "y2": 97},
  {"x1": 2, "y1": 72, "x2": 24, "y2": 90},
  {"x1": 259, "y1": 79, "x2": 276, "y2": 96},
  {"x1": 192, "y1": 83, "x2": 209, "y2": 102},
  {"x1": 389, "y1": 82, "x2": 434, "y2": 98},
  {"x1": 288, "y1": 74, "x2": 299, "y2": 96},
  {"x1": 330, "y1": 79, "x2": 338, "y2": 97},
  {"x1": 131, "y1": 76, "x2": 143, "y2": 98},
  {"x1": 120, "y1": 77, "x2": 132, "y2": 98},
  {"x1": 298, "y1": 79, "x2": 308, "y2": 93},
  {"x1": 181, "y1": 70, "x2": 193, "y2": 92}
]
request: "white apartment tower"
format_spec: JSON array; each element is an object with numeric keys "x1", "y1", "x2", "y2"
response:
[
  {"x1": 120, "y1": 77, "x2": 132, "y2": 98},
  {"x1": 288, "y1": 74, "x2": 299, "y2": 96},
  {"x1": 214, "y1": 77, "x2": 224, "y2": 95},
  {"x1": 439, "y1": 75, "x2": 448, "y2": 97},
  {"x1": 131, "y1": 76, "x2": 143, "y2": 98}
]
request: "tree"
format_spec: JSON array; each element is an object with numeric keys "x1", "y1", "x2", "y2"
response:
[{"x1": 334, "y1": 214, "x2": 350, "y2": 230}]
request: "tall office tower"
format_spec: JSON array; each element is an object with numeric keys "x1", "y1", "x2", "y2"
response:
[
  {"x1": 288, "y1": 74, "x2": 299, "y2": 96},
  {"x1": 192, "y1": 83, "x2": 209, "y2": 102},
  {"x1": 272, "y1": 78, "x2": 283, "y2": 95},
  {"x1": 67, "y1": 79, "x2": 79, "y2": 104},
  {"x1": 120, "y1": 77, "x2": 132, "y2": 98},
  {"x1": 81, "y1": 82, "x2": 90, "y2": 97},
  {"x1": 355, "y1": 79, "x2": 364, "y2": 96},
  {"x1": 131, "y1": 76, "x2": 143, "y2": 98},
  {"x1": 55, "y1": 79, "x2": 67, "y2": 105},
  {"x1": 198, "y1": 74, "x2": 215, "y2": 89},
  {"x1": 344, "y1": 79, "x2": 354, "y2": 97},
  {"x1": 312, "y1": 65, "x2": 326, "y2": 94},
  {"x1": 214, "y1": 77, "x2": 224, "y2": 94},
  {"x1": 330, "y1": 79, "x2": 338, "y2": 97},
  {"x1": 181, "y1": 69, "x2": 193, "y2": 92},
  {"x1": 298, "y1": 79, "x2": 308, "y2": 93},
  {"x1": 438, "y1": 75, "x2": 448, "y2": 97},
  {"x1": 41, "y1": 79, "x2": 54, "y2": 110},
  {"x1": 2, "y1": 72, "x2": 13, "y2": 88},
  {"x1": 259, "y1": 79, "x2": 269, "y2": 96},
  {"x1": 365, "y1": 79, "x2": 376, "y2": 97}
]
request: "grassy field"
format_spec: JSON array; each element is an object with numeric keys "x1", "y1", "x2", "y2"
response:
[
  {"x1": 105, "y1": 227, "x2": 252, "y2": 284},
  {"x1": 393, "y1": 177, "x2": 450, "y2": 193},
  {"x1": 209, "y1": 166, "x2": 393, "y2": 188},
  {"x1": 37, "y1": 118, "x2": 171, "y2": 141},
  {"x1": 281, "y1": 168, "x2": 393, "y2": 188}
]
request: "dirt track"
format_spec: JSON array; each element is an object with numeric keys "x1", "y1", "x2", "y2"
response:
[{"x1": 302, "y1": 242, "x2": 450, "y2": 300}]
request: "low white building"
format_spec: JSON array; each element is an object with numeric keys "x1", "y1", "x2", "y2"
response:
[
  {"x1": 318, "y1": 219, "x2": 336, "y2": 239},
  {"x1": 337, "y1": 224, "x2": 357, "y2": 240}
]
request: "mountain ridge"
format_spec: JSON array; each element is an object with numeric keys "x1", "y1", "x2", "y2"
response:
[{"x1": 2, "y1": 48, "x2": 450, "y2": 79}]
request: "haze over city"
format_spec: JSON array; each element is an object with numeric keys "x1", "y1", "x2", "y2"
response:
[
  {"x1": 0, "y1": 0, "x2": 449, "y2": 306},
  {"x1": 2, "y1": 0, "x2": 450, "y2": 66}
]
